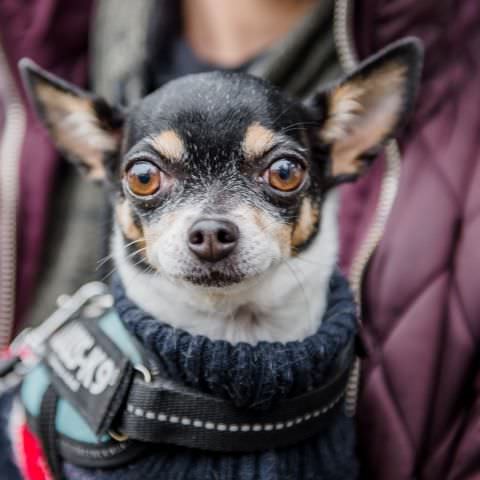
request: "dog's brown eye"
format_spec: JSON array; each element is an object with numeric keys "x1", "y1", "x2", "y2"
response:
[
  {"x1": 265, "y1": 159, "x2": 305, "y2": 192},
  {"x1": 126, "y1": 161, "x2": 162, "y2": 196}
]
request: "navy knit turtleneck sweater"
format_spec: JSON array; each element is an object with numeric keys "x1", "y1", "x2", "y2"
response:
[
  {"x1": 65, "y1": 271, "x2": 359, "y2": 480},
  {"x1": 0, "y1": 271, "x2": 359, "y2": 480}
]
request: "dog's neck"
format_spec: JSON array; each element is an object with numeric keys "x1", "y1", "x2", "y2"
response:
[{"x1": 114, "y1": 192, "x2": 338, "y2": 345}]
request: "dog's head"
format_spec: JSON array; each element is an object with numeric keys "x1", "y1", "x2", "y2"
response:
[{"x1": 20, "y1": 40, "x2": 421, "y2": 293}]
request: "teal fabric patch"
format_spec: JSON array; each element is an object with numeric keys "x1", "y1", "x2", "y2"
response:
[
  {"x1": 56, "y1": 398, "x2": 108, "y2": 443},
  {"x1": 21, "y1": 364, "x2": 50, "y2": 416},
  {"x1": 21, "y1": 365, "x2": 102, "y2": 442},
  {"x1": 20, "y1": 309, "x2": 139, "y2": 445},
  {"x1": 99, "y1": 310, "x2": 143, "y2": 365}
]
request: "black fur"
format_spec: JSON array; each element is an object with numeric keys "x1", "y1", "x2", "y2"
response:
[{"x1": 19, "y1": 38, "x2": 423, "y2": 280}]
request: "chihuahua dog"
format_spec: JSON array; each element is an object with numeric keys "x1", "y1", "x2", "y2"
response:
[{"x1": 20, "y1": 39, "x2": 421, "y2": 346}]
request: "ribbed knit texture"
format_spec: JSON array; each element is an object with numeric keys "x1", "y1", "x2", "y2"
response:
[{"x1": 63, "y1": 270, "x2": 359, "y2": 479}]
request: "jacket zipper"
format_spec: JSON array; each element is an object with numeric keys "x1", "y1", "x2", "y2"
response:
[
  {"x1": 333, "y1": 0, "x2": 402, "y2": 415},
  {"x1": 0, "y1": 40, "x2": 26, "y2": 350}
]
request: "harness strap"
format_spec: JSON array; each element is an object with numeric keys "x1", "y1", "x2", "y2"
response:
[
  {"x1": 38, "y1": 385, "x2": 63, "y2": 480},
  {"x1": 24, "y1": 344, "x2": 352, "y2": 468},
  {"x1": 115, "y1": 355, "x2": 351, "y2": 452},
  {"x1": 13, "y1": 281, "x2": 356, "y2": 469}
]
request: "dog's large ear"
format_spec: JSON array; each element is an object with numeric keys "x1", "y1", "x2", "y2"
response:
[
  {"x1": 19, "y1": 59, "x2": 124, "y2": 181},
  {"x1": 310, "y1": 38, "x2": 423, "y2": 183}
]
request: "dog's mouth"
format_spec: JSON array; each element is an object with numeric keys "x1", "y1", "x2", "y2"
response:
[{"x1": 183, "y1": 270, "x2": 246, "y2": 288}]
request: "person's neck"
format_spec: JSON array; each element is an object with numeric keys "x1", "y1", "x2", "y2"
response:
[{"x1": 182, "y1": 0, "x2": 317, "y2": 68}]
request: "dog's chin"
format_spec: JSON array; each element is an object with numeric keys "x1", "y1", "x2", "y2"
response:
[
  {"x1": 152, "y1": 254, "x2": 279, "y2": 291},
  {"x1": 168, "y1": 264, "x2": 274, "y2": 292}
]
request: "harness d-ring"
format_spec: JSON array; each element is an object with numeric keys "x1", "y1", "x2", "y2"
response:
[
  {"x1": 134, "y1": 364, "x2": 152, "y2": 384},
  {"x1": 108, "y1": 430, "x2": 129, "y2": 442},
  {"x1": 108, "y1": 364, "x2": 152, "y2": 442}
]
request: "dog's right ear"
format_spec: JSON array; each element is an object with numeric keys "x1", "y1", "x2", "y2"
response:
[
  {"x1": 307, "y1": 38, "x2": 423, "y2": 184},
  {"x1": 19, "y1": 59, "x2": 124, "y2": 181}
]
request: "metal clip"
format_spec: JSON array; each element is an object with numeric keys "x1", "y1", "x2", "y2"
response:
[{"x1": 11, "y1": 282, "x2": 112, "y2": 364}]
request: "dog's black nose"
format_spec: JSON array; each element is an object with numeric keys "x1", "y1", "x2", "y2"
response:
[{"x1": 188, "y1": 218, "x2": 239, "y2": 262}]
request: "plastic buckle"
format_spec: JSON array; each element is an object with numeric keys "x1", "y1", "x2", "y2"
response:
[{"x1": 11, "y1": 282, "x2": 113, "y2": 366}]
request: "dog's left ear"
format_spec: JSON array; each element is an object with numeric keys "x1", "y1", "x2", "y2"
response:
[
  {"x1": 309, "y1": 38, "x2": 423, "y2": 183},
  {"x1": 19, "y1": 58, "x2": 124, "y2": 181}
]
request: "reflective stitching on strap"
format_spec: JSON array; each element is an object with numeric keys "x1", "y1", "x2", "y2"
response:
[{"x1": 125, "y1": 392, "x2": 345, "y2": 433}]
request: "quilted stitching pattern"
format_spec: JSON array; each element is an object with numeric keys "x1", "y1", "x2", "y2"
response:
[{"x1": 349, "y1": 1, "x2": 480, "y2": 478}]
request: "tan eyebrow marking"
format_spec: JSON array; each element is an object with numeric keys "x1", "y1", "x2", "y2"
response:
[
  {"x1": 149, "y1": 130, "x2": 185, "y2": 162},
  {"x1": 291, "y1": 198, "x2": 320, "y2": 250},
  {"x1": 242, "y1": 122, "x2": 276, "y2": 159},
  {"x1": 115, "y1": 200, "x2": 144, "y2": 242}
]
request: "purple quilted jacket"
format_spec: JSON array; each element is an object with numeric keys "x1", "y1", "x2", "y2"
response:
[{"x1": 338, "y1": 0, "x2": 480, "y2": 478}]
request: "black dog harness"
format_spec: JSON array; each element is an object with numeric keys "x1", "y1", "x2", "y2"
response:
[{"x1": 4, "y1": 281, "x2": 355, "y2": 478}]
